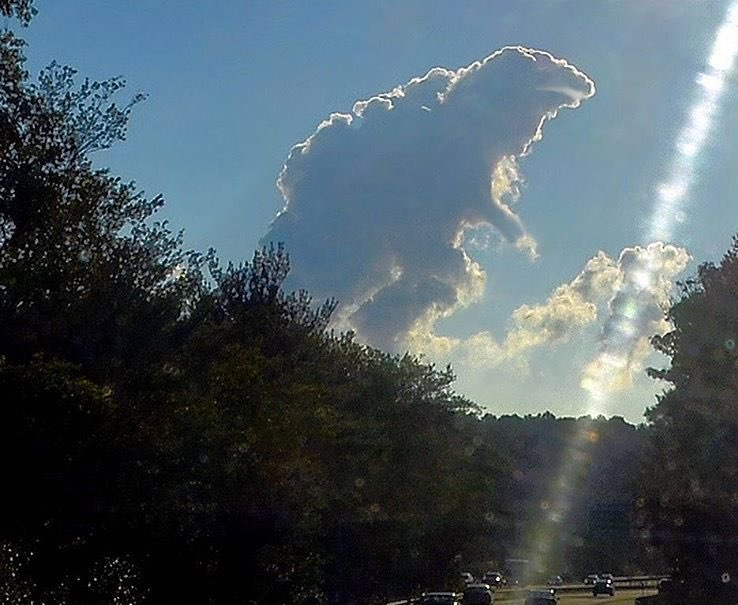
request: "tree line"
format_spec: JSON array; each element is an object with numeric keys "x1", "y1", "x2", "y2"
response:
[{"x1": 2, "y1": 3, "x2": 736, "y2": 604}]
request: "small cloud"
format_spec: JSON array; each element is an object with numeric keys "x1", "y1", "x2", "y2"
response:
[
  {"x1": 581, "y1": 242, "x2": 691, "y2": 395},
  {"x1": 515, "y1": 234, "x2": 540, "y2": 260},
  {"x1": 404, "y1": 243, "x2": 689, "y2": 385},
  {"x1": 502, "y1": 250, "x2": 620, "y2": 357}
]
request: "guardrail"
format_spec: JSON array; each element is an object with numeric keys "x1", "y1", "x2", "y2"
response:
[
  {"x1": 613, "y1": 576, "x2": 665, "y2": 589},
  {"x1": 495, "y1": 578, "x2": 664, "y2": 593}
]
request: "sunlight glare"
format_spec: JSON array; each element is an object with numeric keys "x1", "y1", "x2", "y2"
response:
[{"x1": 524, "y1": 0, "x2": 738, "y2": 581}]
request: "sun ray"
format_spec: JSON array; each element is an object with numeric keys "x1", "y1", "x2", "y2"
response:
[{"x1": 522, "y1": 0, "x2": 738, "y2": 581}]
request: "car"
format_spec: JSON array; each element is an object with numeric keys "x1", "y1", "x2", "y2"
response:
[
  {"x1": 546, "y1": 575, "x2": 563, "y2": 586},
  {"x1": 583, "y1": 574, "x2": 599, "y2": 585},
  {"x1": 657, "y1": 578, "x2": 672, "y2": 594},
  {"x1": 592, "y1": 578, "x2": 614, "y2": 597},
  {"x1": 420, "y1": 592, "x2": 461, "y2": 605},
  {"x1": 460, "y1": 572, "x2": 475, "y2": 585},
  {"x1": 481, "y1": 572, "x2": 504, "y2": 587},
  {"x1": 524, "y1": 589, "x2": 557, "y2": 605},
  {"x1": 462, "y1": 583, "x2": 493, "y2": 605}
]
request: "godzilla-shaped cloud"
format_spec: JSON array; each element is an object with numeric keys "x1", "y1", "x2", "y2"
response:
[{"x1": 262, "y1": 46, "x2": 595, "y2": 350}]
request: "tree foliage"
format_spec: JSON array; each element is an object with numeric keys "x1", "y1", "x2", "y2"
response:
[
  {"x1": 0, "y1": 25, "x2": 488, "y2": 599},
  {"x1": 0, "y1": 0, "x2": 35, "y2": 24},
  {"x1": 643, "y1": 237, "x2": 738, "y2": 603}
]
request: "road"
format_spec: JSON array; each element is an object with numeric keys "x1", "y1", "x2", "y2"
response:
[{"x1": 495, "y1": 589, "x2": 656, "y2": 605}]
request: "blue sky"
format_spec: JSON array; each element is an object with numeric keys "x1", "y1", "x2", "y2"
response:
[{"x1": 20, "y1": 1, "x2": 738, "y2": 422}]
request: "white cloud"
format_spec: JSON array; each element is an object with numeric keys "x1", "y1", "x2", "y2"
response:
[
  {"x1": 503, "y1": 251, "x2": 620, "y2": 357},
  {"x1": 581, "y1": 242, "x2": 691, "y2": 395},
  {"x1": 406, "y1": 243, "x2": 689, "y2": 387}
]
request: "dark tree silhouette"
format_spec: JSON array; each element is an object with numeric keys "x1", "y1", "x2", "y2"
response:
[
  {"x1": 0, "y1": 0, "x2": 34, "y2": 24},
  {"x1": 643, "y1": 236, "x2": 738, "y2": 604}
]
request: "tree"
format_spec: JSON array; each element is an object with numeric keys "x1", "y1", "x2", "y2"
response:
[
  {"x1": 0, "y1": 0, "x2": 34, "y2": 24},
  {"x1": 0, "y1": 8, "x2": 208, "y2": 600},
  {"x1": 643, "y1": 236, "x2": 738, "y2": 603},
  {"x1": 0, "y1": 25, "x2": 487, "y2": 597}
]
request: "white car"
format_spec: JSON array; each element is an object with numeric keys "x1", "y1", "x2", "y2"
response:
[
  {"x1": 583, "y1": 574, "x2": 599, "y2": 585},
  {"x1": 420, "y1": 592, "x2": 461, "y2": 605}
]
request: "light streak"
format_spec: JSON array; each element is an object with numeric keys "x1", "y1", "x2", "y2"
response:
[
  {"x1": 649, "y1": 1, "x2": 738, "y2": 245},
  {"x1": 585, "y1": 0, "x2": 738, "y2": 405},
  {"x1": 520, "y1": 1, "x2": 738, "y2": 581}
]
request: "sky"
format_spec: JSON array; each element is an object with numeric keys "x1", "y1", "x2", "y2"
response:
[{"x1": 17, "y1": 0, "x2": 738, "y2": 422}]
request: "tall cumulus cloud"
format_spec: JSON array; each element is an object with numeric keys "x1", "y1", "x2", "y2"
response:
[{"x1": 262, "y1": 46, "x2": 595, "y2": 350}]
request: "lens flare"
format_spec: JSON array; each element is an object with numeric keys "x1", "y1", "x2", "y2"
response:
[
  {"x1": 650, "y1": 5, "x2": 738, "y2": 241},
  {"x1": 521, "y1": 1, "x2": 738, "y2": 580}
]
